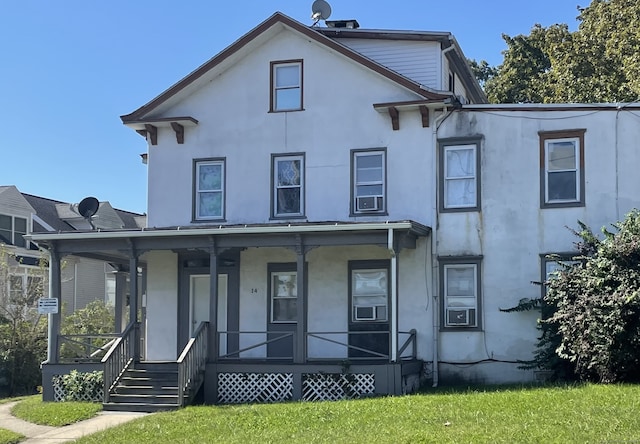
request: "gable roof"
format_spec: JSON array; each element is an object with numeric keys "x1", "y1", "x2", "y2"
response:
[
  {"x1": 22, "y1": 193, "x2": 145, "y2": 233},
  {"x1": 121, "y1": 12, "x2": 452, "y2": 123},
  {"x1": 0, "y1": 185, "x2": 36, "y2": 215},
  {"x1": 316, "y1": 27, "x2": 486, "y2": 104}
]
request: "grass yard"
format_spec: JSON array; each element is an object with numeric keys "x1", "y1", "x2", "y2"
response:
[
  {"x1": 0, "y1": 428, "x2": 23, "y2": 444},
  {"x1": 75, "y1": 384, "x2": 640, "y2": 444},
  {"x1": 11, "y1": 395, "x2": 102, "y2": 427}
]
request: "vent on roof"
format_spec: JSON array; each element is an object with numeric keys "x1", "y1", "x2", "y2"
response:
[{"x1": 326, "y1": 19, "x2": 360, "y2": 29}]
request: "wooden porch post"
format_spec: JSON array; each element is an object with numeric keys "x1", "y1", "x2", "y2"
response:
[
  {"x1": 208, "y1": 238, "x2": 219, "y2": 360},
  {"x1": 47, "y1": 243, "x2": 62, "y2": 363},
  {"x1": 128, "y1": 244, "x2": 139, "y2": 360},
  {"x1": 114, "y1": 271, "x2": 127, "y2": 332},
  {"x1": 389, "y1": 229, "x2": 398, "y2": 363},
  {"x1": 294, "y1": 235, "x2": 306, "y2": 364}
]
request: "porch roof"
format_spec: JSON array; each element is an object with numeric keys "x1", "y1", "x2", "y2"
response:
[{"x1": 27, "y1": 220, "x2": 431, "y2": 262}]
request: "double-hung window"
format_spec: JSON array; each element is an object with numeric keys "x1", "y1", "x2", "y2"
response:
[
  {"x1": 440, "y1": 257, "x2": 481, "y2": 329},
  {"x1": 272, "y1": 154, "x2": 304, "y2": 217},
  {"x1": 271, "y1": 60, "x2": 303, "y2": 112},
  {"x1": 540, "y1": 130, "x2": 585, "y2": 207},
  {"x1": 352, "y1": 149, "x2": 386, "y2": 214},
  {"x1": 541, "y1": 253, "x2": 580, "y2": 296},
  {"x1": 0, "y1": 214, "x2": 28, "y2": 248},
  {"x1": 194, "y1": 159, "x2": 225, "y2": 220},
  {"x1": 439, "y1": 138, "x2": 481, "y2": 211}
]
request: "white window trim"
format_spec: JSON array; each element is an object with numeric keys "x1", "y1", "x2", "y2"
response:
[
  {"x1": 353, "y1": 150, "x2": 386, "y2": 214},
  {"x1": 0, "y1": 214, "x2": 29, "y2": 248},
  {"x1": 544, "y1": 137, "x2": 580, "y2": 204},
  {"x1": 443, "y1": 263, "x2": 479, "y2": 328},
  {"x1": 195, "y1": 160, "x2": 225, "y2": 221},
  {"x1": 270, "y1": 271, "x2": 297, "y2": 324},
  {"x1": 273, "y1": 61, "x2": 302, "y2": 112},
  {"x1": 273, "y1": 155, "x2": 304, "y2": 217},
  {"x1": 443, "y1": 144, "x2": 477, "y2": 209}
]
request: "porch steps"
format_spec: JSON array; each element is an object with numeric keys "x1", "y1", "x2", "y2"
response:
[{"x1": 103, "y1": 362, "x2": 184, "y2": 412}]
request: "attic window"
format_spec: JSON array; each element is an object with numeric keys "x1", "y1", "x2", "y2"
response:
[
  {"x1": 271, "y1": 60, "x2": 303, "y2": 112},
  {"x1": 0, "y1": 214, "x2": 28, "y2": 248}
]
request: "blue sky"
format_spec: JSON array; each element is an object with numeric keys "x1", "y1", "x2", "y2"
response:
[{"x1": 0, "y1": 1, "x2": 582, "y2": 214}]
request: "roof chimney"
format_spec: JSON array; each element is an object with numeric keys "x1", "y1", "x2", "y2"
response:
[{"x1": 325, "y1": 19, "x2": 360, "y2": 29}]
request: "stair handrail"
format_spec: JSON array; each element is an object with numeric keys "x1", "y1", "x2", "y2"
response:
[
  {"x1": 177, "y1": 321, "x2": 209, "y2": 407},
  {"x1": 102, "y1": 322, "x2": 138, "y2": 404}
]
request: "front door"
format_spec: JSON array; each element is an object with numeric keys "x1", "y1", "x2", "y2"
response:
[
  {"x1": 267, "y1": 267, "x2": 297, "y2": 359},
  {"x1": 348, "y1": 262, "x2": 390, "y2": 360},
  {"x1": 190, "y1": 274, "x2": 228, "y2": 356}
]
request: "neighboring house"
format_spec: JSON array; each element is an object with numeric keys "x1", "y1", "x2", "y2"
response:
[
  {"x1": 0, "y1": 185, "x2": 145, "y2": 317},
  {"x1": 30, "y1": 12, "x2": 640, "y2": 409}
]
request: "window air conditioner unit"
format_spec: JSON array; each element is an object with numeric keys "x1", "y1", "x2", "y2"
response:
[
  {"x1": 355, "y1": 306, "x2": 376, "y2": 321},
  {"x1": 447, "y1": 308, "x2": 471, "y2": 326},
  {"x1": 356, "y1": 196, "x2": 382, "y2": 212},
  {"x1": 354, "y1": 305, "x2": 387, "y2": 321}
]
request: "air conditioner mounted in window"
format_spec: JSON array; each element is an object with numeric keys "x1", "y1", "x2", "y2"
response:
[
  {"x1": 354, "y1": 305, "x2": 387, "y2": 321},
  {"x1": 356, "y1": 196, "x2": 382, "y2": 212},
  {"x1": 447, "y1": 308, "x2": 471, "y2": 326}
]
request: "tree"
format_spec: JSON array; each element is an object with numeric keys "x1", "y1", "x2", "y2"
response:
[
  {"x1": 539, "y1": 212, "x2": 640, "y2": 382},
  {"x1": 0, "y1": 245, "x2": 48, "y2": 396},
  {"x1": 60, "y1": 300, "x2": 115, "y2": 361},
  {"x1": 482, "y1": 0, "x2": 640, "y2": 103}
]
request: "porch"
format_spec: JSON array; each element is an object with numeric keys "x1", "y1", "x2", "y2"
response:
[
  {"x1": 42, "y1": 320, "x2": 422, "y2": 406},
  {"x1": 31, "y1": 221, "x2": 430, "y2": 407}
]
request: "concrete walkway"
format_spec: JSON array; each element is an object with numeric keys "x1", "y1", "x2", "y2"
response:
[{"x1": 0, "y1": 401, "x2": 147, "y2": 443}]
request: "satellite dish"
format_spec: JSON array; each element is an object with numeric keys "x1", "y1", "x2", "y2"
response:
[
  {"x1": 77, "y1": 197, "x2": 99, "y2": 218},
  {"x1": 311, "y1": 0, "x2": 332, "y2": 22}
]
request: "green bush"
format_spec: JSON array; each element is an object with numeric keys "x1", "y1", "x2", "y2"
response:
[
  {"x1": 543, "y1": 211, "x2": 640, "y2": 382},
  {"x1": 58, "y1": 370, "x2": 104, "y2": 402}
]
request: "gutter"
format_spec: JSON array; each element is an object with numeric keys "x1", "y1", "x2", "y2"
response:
[
  {"x1": 27, "y1": 221, "x2": 430, "y2": 242},
  {"x1": 431, "y1": 105, "x2": 453, "y2": 387}
]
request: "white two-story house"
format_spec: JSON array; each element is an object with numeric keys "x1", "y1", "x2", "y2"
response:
[{"x1": 31, "y1": 12, "x2": 640, "y2": 409}]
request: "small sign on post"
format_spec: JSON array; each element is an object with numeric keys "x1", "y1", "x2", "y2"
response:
[{"x1": 38, "y1": 298, "x2": 59, "y2": 315}]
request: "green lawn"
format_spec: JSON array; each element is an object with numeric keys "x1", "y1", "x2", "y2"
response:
[
  {"x1": 0, "y1": 428, "x2": 23, "y2": 444},
  {"x1": 74, "y1": 384, "x2": 640, "y2": 444},
  {"x1": 11, "y1": 396, "x2": 102, "y2": 427}
]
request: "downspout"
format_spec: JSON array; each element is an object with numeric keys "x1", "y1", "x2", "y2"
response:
[
  {"x1": 431, "y1": 105, "x2": 453, "y2": 387},
  {"x1": 388, "y1": 228, "x2": 398, "y2": 362}
]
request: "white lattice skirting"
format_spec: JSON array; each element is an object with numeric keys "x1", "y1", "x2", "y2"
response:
[
  {"x1": 51, "y1": 375, "x2": 104, "y2": 402},
  {"x1": 218, "y1": 372, "x2": 293, "y2": 404},
  {"x1": 302, "y1": 373, "x2": 375, "y2": 401}
]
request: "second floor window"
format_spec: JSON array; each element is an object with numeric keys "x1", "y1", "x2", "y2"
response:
[
  {"x1": 540, "y1": 129, "x2": 585, "y2": 208},
  {"x1": 271, "y1": 60, "x2": 303, "y2": 112},
  {"x1": 0, "y1": 214, "x2": 27, "y2": 248},
  {"x1": 352, "y1": 149, "x2": 386, "y2": 214},
  {"x1": 439, "y1": 138, "x2": 481, "y2": 212},
  {"x1": 194, "y1": 159, "x2": 225, "y2": 220},
  {"x1": 273, "y1": 154, "x2": 304, "y2": 217}
]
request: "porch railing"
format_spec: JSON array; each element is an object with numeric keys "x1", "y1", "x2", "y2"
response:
[
  {"x1": 398, "y1": 329, "x2": 417, "y2": 360},
  {"x1": 217, "y1": 331, "x2": 294, "y2": 360},
  {"x1": 102, "y1": 322, "x2": 138, "y2": 404},
  {"x1": 177, "y1": 321, "x2": 209, "y2": 407},
  {"x1": 306, "y1": 331, "x2": 390, "y2": 360},
  {"x1": 57, "y1": 334, "x2": 119, "y2": 363}
]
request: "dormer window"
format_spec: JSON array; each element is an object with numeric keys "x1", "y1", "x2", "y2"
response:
[
  {"x1": 271, "y1": 60, "x2": 303, "y2": 112},
  {"x1": 0, "y1": 214, "x2": 28, "y2": 248}
]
